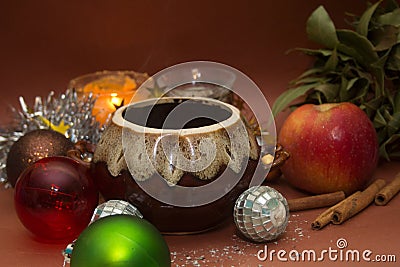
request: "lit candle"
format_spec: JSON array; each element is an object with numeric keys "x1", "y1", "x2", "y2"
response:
[
  {"x1": 69, "y1": 71, "x2": 149, "y2": 125},
  {"x1": 110, "y1": 93, "x2": 123, "y2": 106},
  {"x1": 89, "y1": 91, "x2": 130, "y2": 125}
]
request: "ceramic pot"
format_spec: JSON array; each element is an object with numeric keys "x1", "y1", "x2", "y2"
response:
[{"x1": 92, "y1": 97, "x2": 261, "y2": 233}]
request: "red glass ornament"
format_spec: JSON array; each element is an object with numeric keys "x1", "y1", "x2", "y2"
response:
[{"x1": 14, "y1": 156, "x2": 98, "y2": 242}]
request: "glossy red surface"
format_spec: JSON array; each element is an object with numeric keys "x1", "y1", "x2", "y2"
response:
[
  {"x1": 279, "y1": 103, "x2": 379, "y2": 195},
  {"x1": 14, "y1": 157, "x2": 99, "y2": 242}
]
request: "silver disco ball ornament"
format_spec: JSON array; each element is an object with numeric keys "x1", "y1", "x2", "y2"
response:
[
  {"x1": 90, "y1": 199, "x2": 143, "y2": 223},
  {"x1": 233, "y1": 186, "x2": 289, "y2": 242}
]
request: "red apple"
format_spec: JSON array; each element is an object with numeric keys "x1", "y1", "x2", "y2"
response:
[{"x1": 278, "y1": 102, "x2": 378, "y2": 195}]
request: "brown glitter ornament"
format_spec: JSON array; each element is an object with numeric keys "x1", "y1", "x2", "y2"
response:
[{"x1": 6, "y1": 129, "x2": 74, "y2": 187}]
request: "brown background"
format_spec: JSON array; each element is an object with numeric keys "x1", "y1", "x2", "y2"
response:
[
  {"x1": 1, "y1": 0, "x2": 399, "y2": 266},
  {"x1": 0, "y1": 0, "x2": 372, "y2": 127}
]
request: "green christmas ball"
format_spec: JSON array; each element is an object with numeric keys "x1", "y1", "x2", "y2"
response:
[{"x1": 70, "y1": 215, "x2": 171, "y2": 267}]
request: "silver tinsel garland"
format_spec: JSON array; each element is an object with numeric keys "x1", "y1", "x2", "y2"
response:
[{"x1": 0, "y1": 89, "x2": 107, "y2": 186}]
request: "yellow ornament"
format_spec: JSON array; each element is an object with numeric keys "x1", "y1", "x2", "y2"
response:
[{"x1": 38, "y1": 116, "x2": 70, "y2": 135}]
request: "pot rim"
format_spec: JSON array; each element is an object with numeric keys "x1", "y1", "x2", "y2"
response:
[{"x1": 112, "y1": 97, "x2": 242, "y2": 135}]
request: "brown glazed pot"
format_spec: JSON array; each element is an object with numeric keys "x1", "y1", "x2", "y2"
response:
[
  {"x1": 93, "y1": 160, "x2": 258, "y2": 234},
  {"x1": 92, "y1": 97, "x2": 264, "y2": 234}
]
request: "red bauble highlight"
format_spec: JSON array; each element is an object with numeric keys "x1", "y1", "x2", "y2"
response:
[{"x1": 14, "y1": 156, "x2": 98, "y2": 242}]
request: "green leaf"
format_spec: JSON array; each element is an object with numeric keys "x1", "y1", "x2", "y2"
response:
[
  {"x1": 374, "y1": 109, "x2": 388, "y2": 128},
  {"x1": 379, "y1": 132, "x2": 400, "y2": 160},
  {"x1": 306, "y1": 6, "x2": 339, "y2": 49},
  {"x1": 393, "y1": 91, "x2": 400, "y2": 113},
  {"x1": 388, "y1": 150, "x2": 400, "y2": 159},
  {"x1": 356, "y1": 0, "x2": 382, "y2": 36},
  {"x1": 384, "y1": 0, "x2": 399, "y2": 13},
  {"x1": 276, "y1": 2, "x2": 400, "y2": 160},
  {"x1": 293, "y1": 76, "x2": 329, "y2": 85},
  {"x1": 371, "y1": 25, "x2": 400, "y2": 51},
  {"x1": 361, "y1": 97, "x2": 384, "y2": 117},
  {"x1": 336, "y1": 29, "x2": 379, "y2": 68},
  {"x1": 337, "y1": 52, "x2": 355, "y2": 62},
  {"x1": 345, "y1": 65, "x2": 372, "y2": 82},
  {"x1": 291, "y1": 68, "x2": 324, "y2": 83},
  {"x1": 346, "y1": 77, "x2": 360, "y2": 90},
  {"x1": 378, "y1": 8, "x2": 400, "y2": 26},
  {"x1": 387, "y1": 112, "x2": 400, "y2": 136},
  {"x1": 293, "y1": 48, "x2": 333, "y2": 57},
  {"x1": 314, "y1": 83, "x2": 339, "y2": 102},
  {"x1": 294, "y1": 48, "x2": 353, "y2": 61},
  {"x1": 272, "y1": 83, "x2": 317, "y2": 116},
  {"x1": 383, "y1": 108, "x2": 392, "y2": 121},
  {"x1": 370, "y1": 51, "x2": 389, "y2": 97},
  {"x1": 339, "y1": 76, "x2": 350, "y2": 100},
  {"x1": 379, "y1": 139, "x2": 391, "y2": 161},
  {"x1": 352, "y1": 78, "x2": 370, "y2": 99},
  {"x1": 324, "y1": 48, "x2": 338, "y2": 71},
  {"x1": 386, "y1": 44, "x2": 400, "y2": 71}
]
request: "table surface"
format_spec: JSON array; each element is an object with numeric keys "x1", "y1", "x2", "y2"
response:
[
  {"x1": 1, "y1": 162, "x2": 399, "y2": 267},
  {"x1": 1, "y1": 1, "x2": 399, "y2": 266}
]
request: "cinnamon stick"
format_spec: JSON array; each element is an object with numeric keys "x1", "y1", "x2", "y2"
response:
[
  {"x1": 288, "y1": 191, "x2": 345, "y2": 212},
  {"x1": 332, "y1": 179, "x2": 386, "y2": 225},
  {"x1": 311, "y1": 191, "x2": 360, "y2": 230},
  {"x1": 375, "y1": 172, "x2": 400, "y2": 206}
]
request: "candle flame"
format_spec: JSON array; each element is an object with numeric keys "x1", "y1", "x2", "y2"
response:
[{"x1": 111, "y1": 95, "x2": 123, "y2": 107}]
